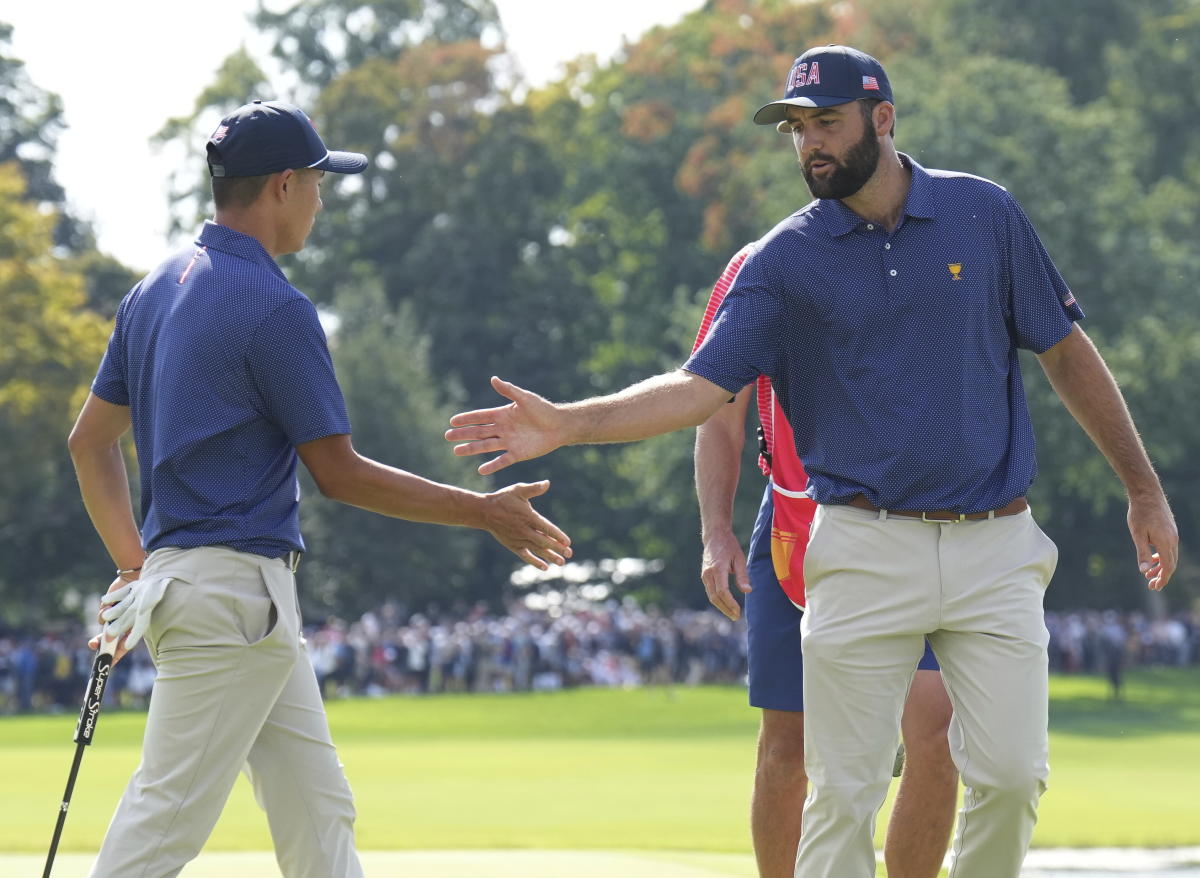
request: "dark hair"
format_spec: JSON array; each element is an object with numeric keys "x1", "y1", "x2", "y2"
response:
[
  {"x1": 210, "y1": 172, "x2": 273, "y2": 210},
  {"x1": 859, "y1": 99, "x2": 895, "y2": 138}
]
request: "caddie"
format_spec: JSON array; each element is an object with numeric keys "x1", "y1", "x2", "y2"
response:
[{"x1": 67, "y1": 99, "x2": 570, "y2": 878}]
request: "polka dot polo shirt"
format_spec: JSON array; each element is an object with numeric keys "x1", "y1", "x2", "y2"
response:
[
  {"x1": 92, "y1": 221, "x2": 350, "y2": 558},
  {"x1": 685, "y1": 155, "x2": 1084, "y2": 514}
]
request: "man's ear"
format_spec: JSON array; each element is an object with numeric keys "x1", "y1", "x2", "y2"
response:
[
  {"x1": 273, "y1": 169, "x2": 296, "y2": 201},
  {"x1": 874, "y1": 102, "x2": 895, "y2": 137}
]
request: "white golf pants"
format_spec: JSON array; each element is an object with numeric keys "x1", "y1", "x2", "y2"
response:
[
  {"x1": 89, "y1": 546, "x2": 363, "y2": 878},
  {"x1": 795, "y1": 504, "x2": 1057, "y2": 878}
]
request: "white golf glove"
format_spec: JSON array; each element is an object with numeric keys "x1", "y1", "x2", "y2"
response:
[{"x1": 99, "y1": 576, "x2": 175, "y2": 650}]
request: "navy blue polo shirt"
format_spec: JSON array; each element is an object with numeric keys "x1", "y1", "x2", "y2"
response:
[
  {"x1": 92, "y1": 221, "x2": 351, "y2": 558},
  {"x1": 685, "y1": 155, "x2": 1084, "y2": 513}
]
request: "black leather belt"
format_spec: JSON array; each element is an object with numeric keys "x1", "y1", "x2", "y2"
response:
[{"x1": 847, "y1": 495, "x2": 1028, "y2": 522}]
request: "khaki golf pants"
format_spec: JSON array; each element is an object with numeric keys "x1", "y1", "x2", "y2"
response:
[
  {"x1": 90, "y1": 546, "x2": 363, "y2": 878},
  {"x1": 795, "y1": 504, "x2": 1057, "y2": 878}
]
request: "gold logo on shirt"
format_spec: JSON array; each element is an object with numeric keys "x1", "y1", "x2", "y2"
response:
[{"x1": 948, "y1": 263, "x2": 963, "y2": 280}]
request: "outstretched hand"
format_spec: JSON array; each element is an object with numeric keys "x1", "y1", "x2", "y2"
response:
[
  {"x1": 482, "y1": 480, "x2": 572, "y2": 570},
  {"x1": 446, "y1": 377, "x2": 566, "y2": 475}
]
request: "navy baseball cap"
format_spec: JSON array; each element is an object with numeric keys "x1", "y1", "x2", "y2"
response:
[
  {"x1": 207, "y1": 100, "x2": 368, "y2": 178},
  {"x1": 753, "y1": 45, "x2": 893, "y2": 126}
]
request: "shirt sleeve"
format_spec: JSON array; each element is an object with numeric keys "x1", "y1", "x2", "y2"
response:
[
  {"x1": 248, "y1": 297, "x2": 351, "y2": 445},
  {"x1": 1003, "y1": 191, "x2": 1084, "y2": 353},
  {"x1": 692, "y1": 245, "x2": 753, "y2": 353},
  {"x1": 683, "y1": 245, "x2": 784, "y2": 392},
  {"x1": 91, "y1": 294, "x2": 131, "y2": 406}
]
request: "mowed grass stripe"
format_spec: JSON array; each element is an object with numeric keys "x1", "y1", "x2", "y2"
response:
[
  {"x1": 0, "y1": 686, "x2": 750, "y2": 746},
  {"x1": 0, "y1": 851, "x2": 772, "y2": 877},
  {"x1": 2, "y1": 669, "x2": 1197, "y2": 855}
]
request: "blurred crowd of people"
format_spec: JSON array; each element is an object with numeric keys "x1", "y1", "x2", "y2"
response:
[
  {"x1": 2, "y1": 600, "x2": 1198, "y2": 714},
  {"x1": 1045, "y1": 608, "x2": 1199, "y2": 698}
]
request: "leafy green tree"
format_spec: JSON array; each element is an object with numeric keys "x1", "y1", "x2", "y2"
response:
[
  {"x1": 1103, "y1": 2, "x2": 1200, "y2": 186},
  {"x1": 254, "y1": 0, "x2": 500, "y2": 91},
  {"x1": 0, "y1": 21, "x2": 105, "y2": 254},
  {"x1": 931, "y1": 0, "x2": 1139, "y2": 104},
  {"x1": 0, "y1": 164, "x2": 112, "y2": 622},
  {"x1": 296, "y1": 277, "x2": 491, "y2": 616},
  {"x1": 0, "y1": 24, "x2": 64, "y2": 207},
  {"x1": 134, "y1": 0, "x2": 1199, "y2": 612},
  {"x1": 155, "y1": 47, "x2": 271, "y2": 237},
  {"x1": 0, "y1": 32, "x2": 150, "y2": 622}
]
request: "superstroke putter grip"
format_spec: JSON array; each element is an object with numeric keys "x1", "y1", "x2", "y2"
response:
[{"x1": 73, "y1": 632, "x2": 118, "y2": 746}]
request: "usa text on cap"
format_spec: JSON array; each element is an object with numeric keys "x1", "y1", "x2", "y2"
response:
[{"x1": 753, "y1": 45, "x2": 893, "y2": 126}]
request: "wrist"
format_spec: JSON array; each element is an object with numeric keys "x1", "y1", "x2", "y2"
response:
[
  {"x1": 556, "y1": 402, "x2": 586, "y2": 449},
  {"x1": 1126, "y1": 480, "x2": 1165, "y2": 505},
  {"x1": 461, "y1": 490, "x2": 492, "y2": 532},
  {"x1": 701, "y1": 521, "x2": 735, "y2": 542}
]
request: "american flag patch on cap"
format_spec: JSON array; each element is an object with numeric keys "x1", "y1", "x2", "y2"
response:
[
  {"x1": 862, "y1": 75, "x2": 879, "y2": 90},
  {"x1": 212, "y1": 125, "x2": 229, "y2": 142}
]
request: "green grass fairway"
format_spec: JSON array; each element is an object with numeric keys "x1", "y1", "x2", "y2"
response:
[
  {"x1": 0, "y1": 851, "x2": 770, "y2": 878},
  {"x1": 2, "y1": 668, "x2": 1198, "y2": 865}
]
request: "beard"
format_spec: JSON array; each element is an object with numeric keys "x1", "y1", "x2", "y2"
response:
[{"x1": 801, "y1": 123, "x2": 881, "y2": 199}]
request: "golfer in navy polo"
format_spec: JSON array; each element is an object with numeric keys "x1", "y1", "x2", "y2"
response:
[
  {"x1": 68, "y1": 100, "x2": 570, "y2": 877},
  {"x1": 445, "y1": 46, "x2": 1177, "y2": 878},
  {"x1": 693, "y1": 247, "x2": 957, "y2": 878}
]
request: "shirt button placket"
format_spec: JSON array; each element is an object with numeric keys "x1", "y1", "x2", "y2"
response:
[{"x1": 882, "y1": 233, "x2": 899, "y2": 290}]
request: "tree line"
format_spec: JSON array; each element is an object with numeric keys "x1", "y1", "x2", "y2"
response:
[{"x1": 2, "y1": 0, "x2": 1197, "y2": 626}]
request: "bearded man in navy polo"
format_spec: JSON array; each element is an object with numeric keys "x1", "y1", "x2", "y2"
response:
[{"x1": 444, "y1": 46, "x2": 1178, "y2": 878}]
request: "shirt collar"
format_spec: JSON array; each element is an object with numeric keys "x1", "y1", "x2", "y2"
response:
[
  {"x1": 195, "y1": 221, "x2": 288, "y2": 282},
  {"x1": 818, "y1": 152, "x2": 936, "y2": 237}
]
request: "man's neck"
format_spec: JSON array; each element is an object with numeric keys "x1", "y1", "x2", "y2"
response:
[
  {"x1": 840, "y1": 147, "x2": 911, "y2": 233},
  {"x1": 212, "y1": 209, "x2": 281, "y2": 259}
]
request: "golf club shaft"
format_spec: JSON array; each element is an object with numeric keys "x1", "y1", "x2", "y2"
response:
[
  {"x1": 43, "y1": 632, "x2": 119, "y2": 878},
  {"x1": 43, "y1": 744, "x2": 86, "y2": 878}
]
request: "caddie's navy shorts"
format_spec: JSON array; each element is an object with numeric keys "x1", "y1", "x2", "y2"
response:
[{"x1": 745, "y1": 483, "x2": 939, "y2": 711}]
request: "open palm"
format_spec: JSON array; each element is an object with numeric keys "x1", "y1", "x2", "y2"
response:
[{"x1": 445, "y1": 376, "x2": 566, "y2": 475}]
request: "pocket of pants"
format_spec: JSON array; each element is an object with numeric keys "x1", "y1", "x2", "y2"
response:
[
  {"x1": 1031, "y1": 518, "x2": 1060, "y2": 585},
  {"x1": 236, "y1": 570, "x2": 279, "y2": 646},
  {"x1": 146, "y1": 580, "x2": 196, "y2": 661},
  {"x1": 187, "y1": 568, "x2": 278, "y2": 648},
  {"x1": 801, "y1": 507, "x2": 834, "y2": 590}
]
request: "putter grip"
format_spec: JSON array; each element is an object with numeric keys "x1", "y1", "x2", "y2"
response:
[{"x1": 72, "y1": 633, "x2": 118, "y2": 746}]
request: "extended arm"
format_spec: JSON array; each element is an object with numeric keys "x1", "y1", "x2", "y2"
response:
[
  {"x1": 446, "y1": 370, "x2": 733, "y2": 475},
  {"x1": 695, "y1": 387, "x2": 754, "y2": 620},
  {"x1": 1037, "y1": 324, "x2": 1177, "y2": 590},
  {"x1": 296, "y1": 434, "x2": 570, "y2": 570}
]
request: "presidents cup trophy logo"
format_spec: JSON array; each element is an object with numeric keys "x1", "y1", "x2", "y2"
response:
[{"x1": 948, "y1": 263, "x2": 963, "y2": 280}]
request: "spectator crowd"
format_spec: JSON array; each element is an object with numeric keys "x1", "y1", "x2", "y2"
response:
[{"x1": 2, "y1": 598, "x2": 1198, "y2": 714}]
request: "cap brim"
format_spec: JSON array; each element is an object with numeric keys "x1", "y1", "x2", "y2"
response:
[
  {"x1": 313, "y1": 150, "x2": 369, "y2": 174},
  {"x1": 753, "y1": 96, "x2": 857, "y2": 125}
]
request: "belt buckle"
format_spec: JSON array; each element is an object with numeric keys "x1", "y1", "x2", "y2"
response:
[{"x1": 921, "y1": 511, "x2": 965, "y2": 523}]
